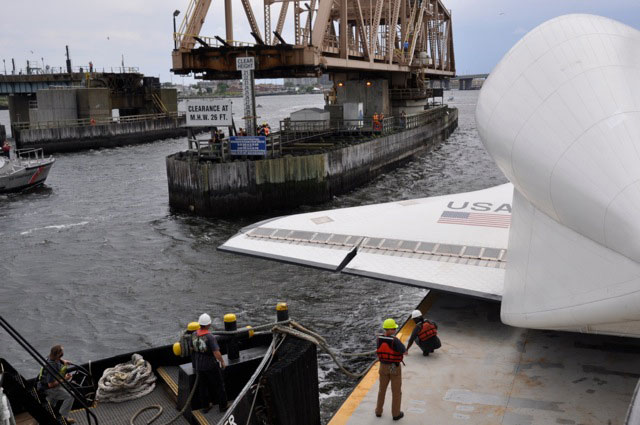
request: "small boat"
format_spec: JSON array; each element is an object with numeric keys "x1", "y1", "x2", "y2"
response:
[{"x1": 0, "y1": 148, "x2": 55, "y2": 193}]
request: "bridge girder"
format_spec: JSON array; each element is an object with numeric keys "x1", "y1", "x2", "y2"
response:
[{"x1": 172, "y1": 0, "x2": 455, "y2": 82}]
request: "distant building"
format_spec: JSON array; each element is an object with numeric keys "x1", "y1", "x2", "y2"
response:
[{"x1": 284, "y1": 77, "x2": 320, "y2": 86}]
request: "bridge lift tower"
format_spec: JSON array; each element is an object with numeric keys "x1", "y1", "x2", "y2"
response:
[{"x1": 171, "y1": 0, "x2": 455, "y2": 117}]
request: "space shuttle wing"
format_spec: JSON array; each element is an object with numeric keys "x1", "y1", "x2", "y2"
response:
[{"x1": 220, "y1": 183, "x2": 513, "y2": 300}]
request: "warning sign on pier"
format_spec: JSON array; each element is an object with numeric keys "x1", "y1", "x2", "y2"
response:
[
  {"x1": 185, "y1": 99, "x2": 232, "y2": 127},
  {"x1": 230, "y1": 136, "x2": 267, "y2": 156}
]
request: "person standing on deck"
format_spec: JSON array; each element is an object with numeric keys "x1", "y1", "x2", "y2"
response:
[
  {"x1": 192, "y1": 313, "x2": 229, "y2": 413},
  {"x1": 1, "y1": 140, "x2": 10, "y2": 159},
  {"x1": 375, "y1": 318, "x2": 406, "y2": 420},
  {"x1": 407, "y1": 310, "x2": 441, "y2": 356}
]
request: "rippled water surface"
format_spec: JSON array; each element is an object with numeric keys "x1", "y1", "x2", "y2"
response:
[{"x1": 0, "y1": 91, "x2": 506, "y2": 423}]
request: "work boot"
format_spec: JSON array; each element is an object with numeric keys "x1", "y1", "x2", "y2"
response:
[
  {"x1": 393, "y1": 412, "x2": 404, "y2": 421},
  {"x1": 375, "y1": 412, "x2": 382, "y2": 417}
]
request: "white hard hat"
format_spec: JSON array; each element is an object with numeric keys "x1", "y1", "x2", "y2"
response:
[
  {"x1": 411, "y1": 310, "x2": 422, "y2": 319},
  {"x1": 198, "y1": 313, "x2": 212, "y2": 326}
]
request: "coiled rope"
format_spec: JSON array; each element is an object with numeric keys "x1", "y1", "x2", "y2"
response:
[
  {"x1": 96, "y1": 354, "x2": 156, "y2": 403},
  {"x1": 129, "y1": 374, "x2": 200, "y2": 425}
]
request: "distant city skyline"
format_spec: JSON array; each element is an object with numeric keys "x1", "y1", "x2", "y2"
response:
[{"x1": 1, "y1": 0, "x2": 637, "y2": 82}]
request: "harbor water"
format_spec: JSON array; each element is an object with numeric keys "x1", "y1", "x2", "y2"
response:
[{"x1": 0, "y1": 91, "x2": 506, "y2": 423}]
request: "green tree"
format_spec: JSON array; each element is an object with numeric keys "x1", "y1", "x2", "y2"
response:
[{"x1": 216, "y1": 83, "x2": 229, "y2": 94}]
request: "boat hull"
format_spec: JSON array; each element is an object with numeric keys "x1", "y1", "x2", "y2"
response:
[{"x1": 0, "y1": 157, "x2": 55, "y2": 193}]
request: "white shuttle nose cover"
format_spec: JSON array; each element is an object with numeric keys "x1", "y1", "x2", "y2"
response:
[{"x1": 476, "y1": 14, "x2": 640, "y2": 262}]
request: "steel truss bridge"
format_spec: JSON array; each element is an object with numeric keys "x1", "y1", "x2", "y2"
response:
[{"x1": 171, "y1": 0, "x2": 455, "y2": 84}]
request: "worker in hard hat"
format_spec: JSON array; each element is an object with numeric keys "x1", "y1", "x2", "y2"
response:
[
  {"x1": 192, "y1": 313, "x2": 229, "y2": 413},
  {"x1": 407, "y1": 310, "x2": 441, "y2": 356},
  {"x1": 375, "y1": 318, "x2": 406, "y2": 420}
]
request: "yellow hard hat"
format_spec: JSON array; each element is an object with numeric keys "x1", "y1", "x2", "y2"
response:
[
  {"x1": 172, "y1": 342, "x2": 182, "y2": 357},
  {"x1": 187, "y1": 322, "x2": 200, "y2": 332},
  {"x1": 383, "y1": 318, "x2": 398, "y2": 329}
]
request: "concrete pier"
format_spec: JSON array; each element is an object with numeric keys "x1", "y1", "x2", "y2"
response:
[
  {"x1": 166, "y1": 107, "x2": 458, "y2": 217},
  {"x1": 15, "y1": 116, "x2": 186, "y2": 153}
]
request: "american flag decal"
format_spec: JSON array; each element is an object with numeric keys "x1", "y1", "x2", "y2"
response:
[{"x1": 437, "y1": 211, "x2": 511, "y2": 228}]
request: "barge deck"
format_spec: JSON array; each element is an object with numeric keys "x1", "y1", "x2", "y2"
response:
[{"x1": 330, "y1": 292, "x2": 640, "y2": 425}]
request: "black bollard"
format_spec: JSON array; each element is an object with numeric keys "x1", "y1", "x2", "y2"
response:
[
  {"x1": 276, "y1": 302, "x2": 289, "y2": 322},
  {"x1": 224, "y1": 313, "x2": 240, "y2": 361}
]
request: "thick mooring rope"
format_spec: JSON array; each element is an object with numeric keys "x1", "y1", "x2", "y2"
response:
[
  {"x1": 96, "y1": 354, "x2": 156, "y2": 403},
  {"x1": 272, "y1": 321, "x2": 376, "y2": 379}
]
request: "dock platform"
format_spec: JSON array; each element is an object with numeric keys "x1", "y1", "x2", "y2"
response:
[{"x1": 330, "y1": 293, "x2": 640, "y2": 425}]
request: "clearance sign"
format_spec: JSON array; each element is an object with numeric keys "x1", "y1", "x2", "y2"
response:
[{"x1": 185, "y1": 99, "x2": 232, "y2": 127}]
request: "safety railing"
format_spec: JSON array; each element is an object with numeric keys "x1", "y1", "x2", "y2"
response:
[
  {"x1": 14, "y1": 148, "x2": 49, "y2": 166},
  {"x1": 389, "y1": 87, "x2": 433, "y2": 100},
  {"x1": 188, "y1": 108, "x2": 448, "y2": 162},
  {"x1": 173, "y1": 32, "x2": 255, "y2": 49},
  {"x1": 1, "y1": 66, "x2": 139, "y2": 76},
  {"x1": 12, "y1": 112, "x2": 184, "y2": 131},
  {"x1": 188, "y1": 135, "x2": 282, "y2": 161},
  {"x1": 278, "y1": 108, "x2": 448, "y2": 142}
]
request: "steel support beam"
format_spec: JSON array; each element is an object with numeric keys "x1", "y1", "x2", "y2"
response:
[
  {"x1": 339, "y1": 0, "x2": 348, "y2": 58},
  {"x1": 274, "y1": 1, "x2": 290, "y2": 44},
  {"x1": 311, "y1": 0, "x2": 333, "y2": 50},
  {"x1": 225, "y1": 0, "x2": 233, "y2": 42}
]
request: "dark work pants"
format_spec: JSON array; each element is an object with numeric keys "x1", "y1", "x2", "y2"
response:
[
  {"x1": 198, "y1": 365, "x2": 228, "y2": 410},
  {"x1": 418, "y1": 335, "x2": 441, "y2": 354}
]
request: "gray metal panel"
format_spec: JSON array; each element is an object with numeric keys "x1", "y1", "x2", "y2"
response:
[
  {"x1": 436, "y1": 244, "x2": 463, "y2": 255},
  {"x1": 249, "y1": 227, "x2": 276, "y2": 237},
  {"x1": 416, "y1": 242, "x2": 436, "y2": 253},
  {"x1": 68, "y1": 385, "x2": 190, "y2": 425},
  {"x1": 364, "y1": 238, "x2": 383, "y2": 248},
  {"x1": 463, "y1": 246, "x2": 482, "y2": 257},
  {"x1": 289, "y1": 230, "x2": 315, "y2": 241},
  {"x1": 328, "y1": 234, "x2": 350, "y2": 245},
  {"x1": 381, "y1": 239, "x2": 401, "y2": 249},
  {"x1": 482, "y1": 248, "x2": 501, "y2": 259},
  {"x1": 272, "y1": 229, "x2": 292, "y2": 239},
  {"x1": 311, "y1": 233, "x2": 332, "y2": 243},
  {"x1": 399, "y1": 240, "x2": 419, "y2": 251}
]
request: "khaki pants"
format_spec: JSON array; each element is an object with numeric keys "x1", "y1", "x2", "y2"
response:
[{"x1": 375, "y1": 362, "x2": 402, "y2": 417}]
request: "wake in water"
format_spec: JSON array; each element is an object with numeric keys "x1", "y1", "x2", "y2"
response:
[{"x1": 20, "y1": 221, "x2": 90, "y2": 235}]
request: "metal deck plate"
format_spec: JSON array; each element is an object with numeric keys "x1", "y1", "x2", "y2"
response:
[
  {"x1": 331, "y1": 293, "x2": 640, "y2": 425},
  {"x1": 69, "y1": 385, "x2": 190, "y2": 425}
]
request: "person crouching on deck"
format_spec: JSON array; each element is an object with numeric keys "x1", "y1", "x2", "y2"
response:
[
  {"x1": 375, "y1": 318, "x2": 406, "y2": 420},
  {"x1": 407, "y1": 309, "x2": 441, "y2": 356}
]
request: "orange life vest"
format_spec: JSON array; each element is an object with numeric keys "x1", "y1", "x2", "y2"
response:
[
  {"x1": 418, "y1": 321, "x2": 437, "y2": 342},
  {"x1": 376, "y1": 335, "x2": 404, "y2": 363}
]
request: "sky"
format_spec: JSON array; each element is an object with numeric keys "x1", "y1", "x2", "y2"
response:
[{"x1": 1, "y1": 0, "x2": 638, "y2": 82}]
